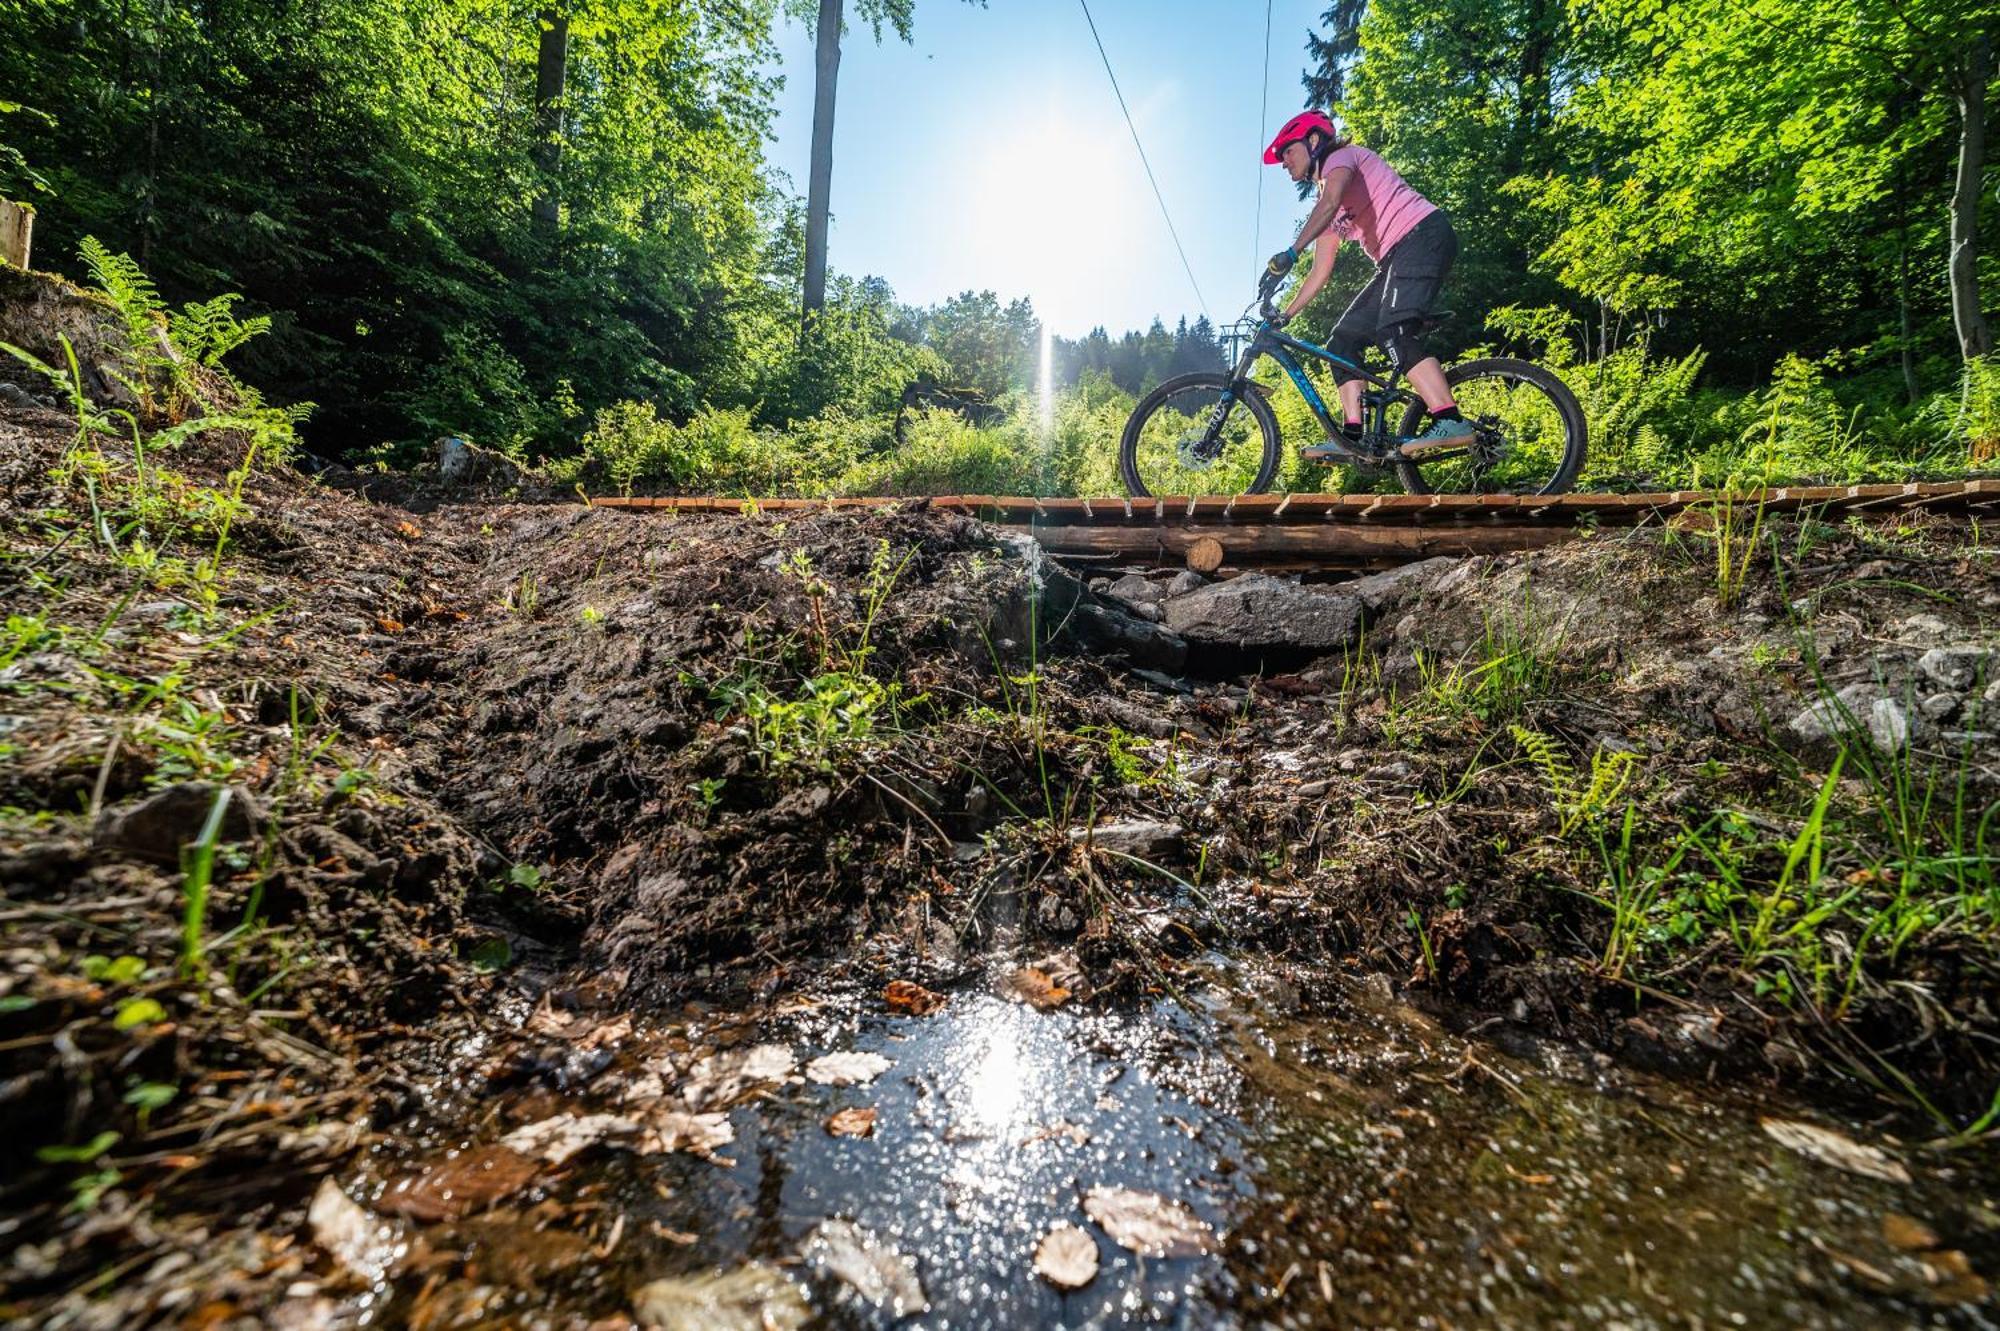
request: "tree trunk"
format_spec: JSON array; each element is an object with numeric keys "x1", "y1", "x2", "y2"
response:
[
  {"x1": 1894, "y1": 156, "x2": 1920, "y2": 403},
  {"x1": 1949, "y1": 34, "x2": 1992, "y2": 361},
  {"x1": 532, "y1": 9, "x2": 570, "y2": 235},
  {"x1": 803, "y1": 0, "x2": 842, "y2": 324}
]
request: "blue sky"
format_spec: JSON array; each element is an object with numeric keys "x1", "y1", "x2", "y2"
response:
[{"x1": 762, "y1": 0, "x2": 1331, "y2": 338}]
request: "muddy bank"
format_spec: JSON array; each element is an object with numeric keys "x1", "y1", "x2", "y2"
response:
[{"x1": 4, "y1": 400, "x2": 1999, "y2": 1326}]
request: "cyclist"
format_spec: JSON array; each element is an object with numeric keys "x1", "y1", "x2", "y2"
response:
[{"x1": 1259, "y1": 111, "x2": 1470, "y2": 461}]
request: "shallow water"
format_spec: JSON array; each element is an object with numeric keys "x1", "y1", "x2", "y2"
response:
[{"x1": 357, "y1": 957, "x2": 1997, "y2": 1329}]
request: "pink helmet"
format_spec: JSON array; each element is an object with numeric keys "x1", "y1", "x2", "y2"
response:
[{"x1": 1263, "y1": 111, "x2": 1337, "y2": 165}]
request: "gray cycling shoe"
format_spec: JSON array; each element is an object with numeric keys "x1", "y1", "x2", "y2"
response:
[{"x1": 1398, "y1": 416, "x2": 1476, "y2": 458}]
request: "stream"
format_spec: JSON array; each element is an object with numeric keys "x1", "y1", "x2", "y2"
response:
[{"x1": 337, "y1": 949, "x2": 1997, "y2": 1330}]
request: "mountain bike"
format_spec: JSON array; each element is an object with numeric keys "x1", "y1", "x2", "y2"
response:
[{"x1": 1118, "y1": 291, "x2": 1587, "y2": 498}]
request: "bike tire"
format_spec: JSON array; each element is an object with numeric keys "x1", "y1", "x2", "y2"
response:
[
  {"x1": 1394, "y1": 357, "x2": 1588, "y2": 496},
  {"x1": 1119, "y1": 372, "x2": 1283, "y2": 499}
]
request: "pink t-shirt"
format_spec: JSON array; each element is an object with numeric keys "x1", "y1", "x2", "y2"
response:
[{"x1": 1316, "y1": 144, "x2": 1436, "y2": 264}]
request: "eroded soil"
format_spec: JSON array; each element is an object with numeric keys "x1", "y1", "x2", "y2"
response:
[{"x1": 4, "y1": 402, "x2": 1999, "y2": 1328}]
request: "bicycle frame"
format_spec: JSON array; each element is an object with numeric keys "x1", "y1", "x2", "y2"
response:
[{"x1": 1219, "y1": 318, "x2": 1418, "y2": 465}]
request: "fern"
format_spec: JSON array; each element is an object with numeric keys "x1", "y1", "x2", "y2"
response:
[
  {"x1": 1513, "y1": 725, "x2": 1641, "y2": 838},
  {"x1": 169, "y1": 293, "x2": 272, "y2": 368}
]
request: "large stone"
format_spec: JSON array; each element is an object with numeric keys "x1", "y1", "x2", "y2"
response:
[
  {"x1": 1105, "y1": 573, "x2": 1165, "y2": 606},
  {"x1": 1917, "y1": 646, "x2": 1993, "y2": 692},
  {"x1": 92, "y1": 782, "x2": 266, "y2": 865},
  {"x1": 1069, "y1": 819, "x2": 1182, "y2": 860},
  {"x1": 1161, "y1": 573, "x2": 1364, "y2": 650},
  {"x1": 1337, "y1": 557, "x2": 1459, "y2": 613},
  {"x1": 1868, "y1": 698, "x2": 1913, "y2": 752}
]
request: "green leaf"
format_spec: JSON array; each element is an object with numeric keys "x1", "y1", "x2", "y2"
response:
[
  {"x1": 123, "y1": 1082, "x2": 178, "y2": 1112},
  {"x1": 36, "y1": 1131, "x2": 120, "y2": 1164},
  {"x1": 467, "y1": 936, "x2": 512, "y2": 972},
  {"x1": 0, "y1": 995, "x2": 33, "y2": 1014},
  {"x1": 112, "y1": 997, "x2": 168, "y2": 1030}
]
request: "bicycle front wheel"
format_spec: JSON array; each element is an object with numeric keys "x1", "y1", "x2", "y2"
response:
[
  {"x1": 1395, "y1": 357, "x2": 1587, "y2": 496},
  {"x1": 1119, "y1": 372, "x2": 1282, "y2": 499}
]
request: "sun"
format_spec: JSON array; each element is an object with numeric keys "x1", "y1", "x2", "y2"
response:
[{"x1": 963, "y1": 102, "x2": 1140, "y2": 334}]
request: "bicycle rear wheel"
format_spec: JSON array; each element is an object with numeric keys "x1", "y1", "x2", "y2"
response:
[
  {"x1": 1395, "y1": 357, "x2": 1587, "y2": 496},
  {"x1": 1119, "y1": 372, "x2": 1282, "y2": 499}
]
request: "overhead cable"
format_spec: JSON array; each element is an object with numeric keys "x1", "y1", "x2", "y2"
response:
[{"x1": 1076, "y1": 0, "x2": 1211, "y2": 320}]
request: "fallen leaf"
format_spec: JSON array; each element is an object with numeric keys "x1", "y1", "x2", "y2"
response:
[
  {"x1": 632, "y1": 1262, "x2": 811, "y2": 1331},
  {"x1": 1020, "y1": 1121, "x2": 1089, "y2": 1148},
  {"x1": 1001, "y1": 967, "x2": 1070, "y2": 1010},
  {"x1": 307, "y1": 1178, "x2": 407, "y2": 1283},
  {"x1": 803, "y1": 1219, "x2": 928, "y2": 1316},
  {"x1": 375, "y1": 617, "x2": 403, "y2": 634},
  {"x1": 395, "y1": 521, "x2": 423, "y2": 539},
  {"x1": 884, "y1": 979, "x2": 946, "y2": 1016},
  {"x1": 1033, "y1": 1224, "x2": 1099, "y2": 1290},
  {"x1": 681, "y1": 1044, "x2": 797, "y2": 1111},
  {"x1": 633, "y1": 1108, "x2": 735, "y2": 1158},
  {"x1": 1082, "y1": 1186, "x2": 1218, "y2": 1258},
  {"x1": 500, "y1": 1112, "x2": 637, "y2": 1165},
  {"x1": 1761, "y1": 1117, "x2": 1912, "y2": 1184},
  {"x1": 380, "y1": 1144, "x2": 539, "y2": 1223},
  {"x1": 1882, "y1": 1213, "x2": 1941, "y2": 1251},
  {"x1": 805, "y1": 1051, "x2": 893, "y2": 1086},
  {"x1": 826, "y1": 1107, "x2": 878, "y2": 1138}
]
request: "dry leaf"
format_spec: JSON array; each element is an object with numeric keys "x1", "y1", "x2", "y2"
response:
[
  {"x1": 803, "y1": 1219, "x2": 928, "y2": 1316},
  {"x1": 395, "y1": 521, "x2": 423, "y2": 539},
  {"x1": 1020, "y1": 1121, "x2": 1089, "y2": 1148},
  {"x1": 1001, "y1": 967, "x2": 1071, "y2": 1010},
  {"x1": 884, "y1": 979, "x2": 946, "y2": 1016},
  {"x1": 826, "y1": 1107, "x2": 878, "y2": 1138},
  {"x1": 1033, "y1": 1224, "x2": 1099, "y2": 1290},
  {"x1": 1082, "y1": 1186, "x2": 1218, "y2": 1258},
  {"x1": 1881, "y1": 1213, "x2": 1941, "y2": 1251},
  {"x1": 375, "y1": 617, "x2": 404, "y2": 634},
  {"x1": 805, "y1": 1051, "x2": 893, "y2": 1086},
  {"x1": 380, "y1": 1144, "x2": 539, "y2": 1223},
  {"x1": 632, "y1": 1262, "x2": 811, "y2": 1331},
  {"x1": 1761, "y1": 1117, "x2": 1912, "y2": 1184},
  {"x1": 307, "y1": 1178, "x2": 407, "y2": 1284},
  {"x1": 634, "y1": 1108, "x2": 735, "y2": 1158},
  {"x1": 682, "y1": 1044, "x2": 796, "y2": 1110},
  {"x1": 500, "y1": 1112, "x2": 636, "y2": 1165}
]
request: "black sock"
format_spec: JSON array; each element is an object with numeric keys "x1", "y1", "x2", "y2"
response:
[
  {"x1": 1341, "y1": 419, "x2": 1364, "y2": 439},
  {"x1": 1432, "y1": 406, "x2": 1463, "y2": 423}
]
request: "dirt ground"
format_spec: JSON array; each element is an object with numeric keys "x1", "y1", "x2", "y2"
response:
[{"x1": 3, "y1": 400, "x2": 1998, "y2": 1326}]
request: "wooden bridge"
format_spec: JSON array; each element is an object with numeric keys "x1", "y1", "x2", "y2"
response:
[{"x1": 587, "y1": 479, "x2": 2000, "y2": 572}]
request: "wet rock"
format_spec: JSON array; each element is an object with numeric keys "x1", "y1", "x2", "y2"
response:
[
  {"x1": 1162, "y1": 573, "x2": 1363, "y2": 650},
  {"x1": 632, "y1": 1263, "x2": 811, "y2": 1331},
  {"x1": 1166, "y1": 570, "x2": 1206, "y2": 596},
  {"x1": 92, "y1": 782, "x2": 266, "y2": 865},
  {"x1": 1917, "y1": 646, "x2": 1992, "y2": 691}
]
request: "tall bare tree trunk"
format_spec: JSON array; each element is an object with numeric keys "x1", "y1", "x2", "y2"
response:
[
  {"x1": 803, "y1": 0, "x2": 842, "y2": 324},
  {"x1": 532, "y1": 9, "x2": 570, "y2": 236},
  {"x1": 1949, "y1": 34, "x2": 1991, "y2": 361}
]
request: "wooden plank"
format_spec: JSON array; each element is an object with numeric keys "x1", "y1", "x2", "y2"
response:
[{"x1": 0, "y1": 198, "x2": 30, "y2": 270}]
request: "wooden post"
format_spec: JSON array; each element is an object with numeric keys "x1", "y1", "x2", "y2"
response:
[{"x1": 0, "y1": 198, "x2": 30, "y2": 270}]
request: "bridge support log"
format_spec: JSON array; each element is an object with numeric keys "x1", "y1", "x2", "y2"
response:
[{"x1": 1029, "y1": 521, "x2": 1582, "y2": 569}]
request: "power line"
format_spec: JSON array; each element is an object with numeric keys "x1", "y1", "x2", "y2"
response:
[
  {"x1": 1076, "y1": 0, "x2": 1210, "y2": 321},
  {"x1": 1253, "y1": 0, "x2": 1273, "y2": 273}
]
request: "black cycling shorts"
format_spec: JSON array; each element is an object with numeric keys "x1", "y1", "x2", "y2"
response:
[{"x1": 1328, "y1": 210, "x2": 1458, "y2": 367}]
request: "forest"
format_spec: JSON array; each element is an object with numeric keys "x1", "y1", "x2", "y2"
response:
[{"x1": 0, "y1": 0, "x2": 1992, "y2": 493}]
